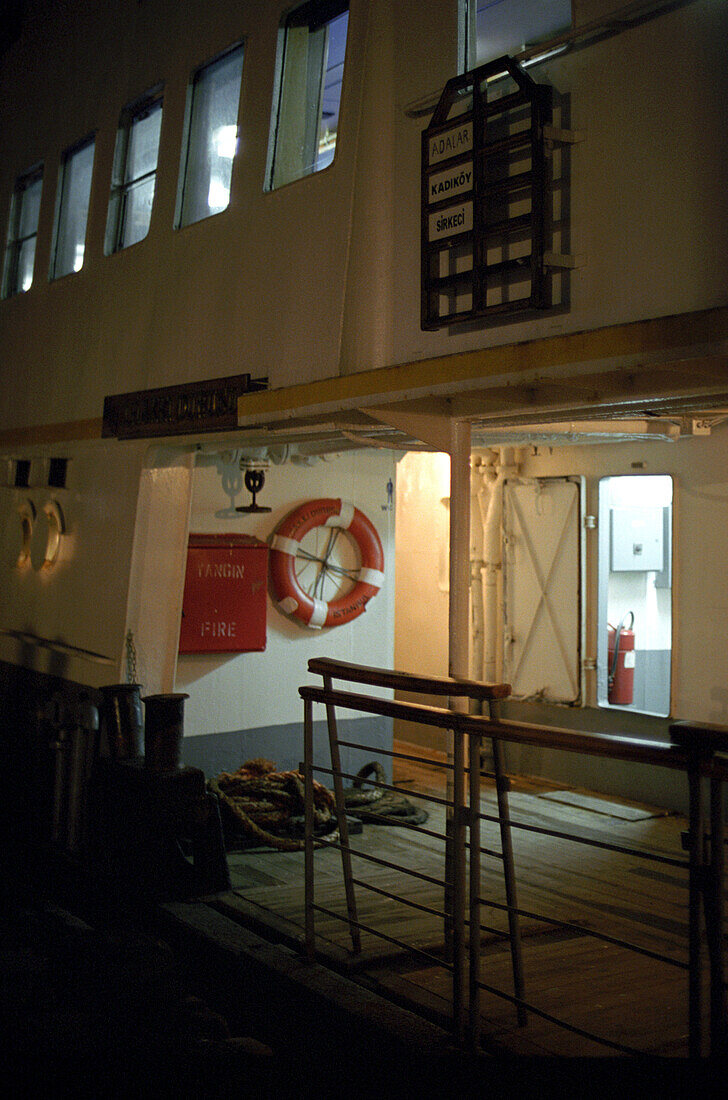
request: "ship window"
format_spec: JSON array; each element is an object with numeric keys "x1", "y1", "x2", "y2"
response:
[
  {"x1": 466, "y1": 0, "x2": 571, "y2": 67},
  {"x1": 106, "y1": 91, "x2": 163, "y2": 253},
  {"x1": 2, "y1": 165, "x2": 43, "y2": 298},
  {"x1": 48, "y1": 457, "x2": 68, "y2": 488},
  {"x1": 266, "y1": 0, "x2": 349, "y2": 191},
  {"x1": 176, "y1": 44, "x2": 244, "y2": 228},
  {"x1": 50, "y1": 136, "x2": 95, "y2": 279},
  {"x1": 14, "y1": 459, "x2": 30, "y2": 487}
]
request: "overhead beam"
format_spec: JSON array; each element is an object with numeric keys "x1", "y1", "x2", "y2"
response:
[
  {"x1": 381, "y1": 354, "x2": 728, "y2": 425},
  {"x1": 446, "y1": 354, "x2": 728, "y2": 423},
  {"x1": 237, "y1": 306, "x2": 728, "y2": 425}
]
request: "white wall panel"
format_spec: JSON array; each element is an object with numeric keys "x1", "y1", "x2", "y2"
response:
[{"x1": 175, "y1": 447, "x2": 396, "y2": 736}]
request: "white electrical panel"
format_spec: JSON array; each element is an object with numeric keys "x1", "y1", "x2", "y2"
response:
[{"x1": 610, "y1": 507, "x2": 665, "y2": 572}]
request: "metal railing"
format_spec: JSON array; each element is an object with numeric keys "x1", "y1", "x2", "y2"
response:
[{"x1": 300, "y1": 658, "x2": 728, "y2": 1057}]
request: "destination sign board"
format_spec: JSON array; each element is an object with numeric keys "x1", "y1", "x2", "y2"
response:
[
  {"x1": 422, "y1": 56, "x2": 551, "y2": 330},
  {"x1": 428, "y1": 201, "x2": 473, "y2": 242},
  {"x1": 428, "y1": 121, "x2": 473, "y2": 166},
  {"x1": 427, "y1": 161, "x2": 473, "y2": 204}
]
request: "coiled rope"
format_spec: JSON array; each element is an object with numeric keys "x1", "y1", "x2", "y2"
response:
[
  {"x1": 210, "y1": 758, "x2": 427, "y2": 851},
  {"x1": 209, "y1": 759, "x2": 339, "y2": 852}
]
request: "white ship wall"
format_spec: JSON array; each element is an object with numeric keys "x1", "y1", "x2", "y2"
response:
[
  {"x1": 176, "y1": 448, "x2": 396, "y2": 775},
  {"x1": 0, "y1": 438, "x2": 148, "y2": 686},
  {"x1": 0, "y1": 0, "x2": 368, "y2": 428},
  {"x1": 0, "y1": 1, "x2": 726, "y2": 429},
  {"x1": 379, "y1": 0, "x2": 728, "y2": 373},
  {"x1": 0, "y1": 439, "x2": 396, "y2": 777},
  {"x1": 1, "y1": 1, "x2": 727, "y2": 804}
]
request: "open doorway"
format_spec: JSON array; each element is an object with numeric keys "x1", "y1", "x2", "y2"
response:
[
  {"x1": 395, "y1": 452, "x2": 676, "y2": 726},
  {"x1": 597, "y1": 474, "x2": 673, "y2": 717}
]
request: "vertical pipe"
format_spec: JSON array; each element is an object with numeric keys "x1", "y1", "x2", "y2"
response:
[
  {"x1": 482, "y1": 562, "x2": 499, "y2": 683},
  {"x1": 687, "y1": 757, "x2": 704, "y2": 1058},
  {"x1": 481, "y1": 458, "x2": 502, "y2": 685},
  {"x1": 304, "y1": 697, "x2": 315, "y2": 961},
  {"x1": 448, "y1": 419, "x2": 472, "y2": 686},
  {"x1": 470, "y1": 561, "x2": 484, "y2": 682},
  {"x1": 323, "y1": 673, "x2": 361, "y2": 954},
  {"x1": 468, "y1": 725, "x2": 482, "y2": 1049},
  {"x1": 470, "y1": 459, "x2": 485, "y2": 682}
]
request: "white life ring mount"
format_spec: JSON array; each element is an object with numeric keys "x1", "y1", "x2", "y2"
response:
[{"x1": 270, "y1": 498, "x2": 384, "y2": 629}]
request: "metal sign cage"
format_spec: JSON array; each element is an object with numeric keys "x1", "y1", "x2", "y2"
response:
[{"x1": 421, "y1": 56, "x2": 553, "y2": 330}]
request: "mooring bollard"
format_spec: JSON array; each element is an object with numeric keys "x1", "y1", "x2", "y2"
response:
[
  {"x1": 143, "y1": 692, "x2": 189, "y2": 771},
  {"x1": 100, "y1": 683, "x2": 143, "y2": 759}
]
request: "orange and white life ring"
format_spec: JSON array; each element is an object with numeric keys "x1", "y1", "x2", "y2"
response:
[{"x1": 270, "y1": 498, "x2": 384, "y2": 629}]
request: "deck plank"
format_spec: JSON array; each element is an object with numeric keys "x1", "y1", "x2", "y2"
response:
[{"x1": 211, "y1": 750, "x2": 720, "y2": 1056}]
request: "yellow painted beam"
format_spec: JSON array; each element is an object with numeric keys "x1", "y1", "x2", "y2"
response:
[
  {"x1": 3, "y1": 307, "x2": 727, "y2": 447},
  {"x1": 0, "y1": 418, "x2": 103, "y2": 447},
  {"x1": 237, "y1": 306, "x2": 728, "y2": 422}
]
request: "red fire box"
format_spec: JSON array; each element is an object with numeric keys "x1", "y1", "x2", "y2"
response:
[{"x1": 179, "y1": 534, "x2": 268, "y2": 653}]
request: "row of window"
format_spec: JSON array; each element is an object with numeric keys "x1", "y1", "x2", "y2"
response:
[
  {"x1": 2, "y1": 0, "x2": 571, "y2": 300},
  {"x1": 2, "y1": 0, "x2": 350, "y2": 298},
  {"x1": 10, "y1": 457, "x2": 67, "y2": 490}
]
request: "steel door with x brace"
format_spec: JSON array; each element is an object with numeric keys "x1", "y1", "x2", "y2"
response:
[{"x1": 502, "y1": 477, "x2": 585, "y2": 704}]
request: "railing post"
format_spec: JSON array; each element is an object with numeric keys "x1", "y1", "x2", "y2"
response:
[
  {"x1": 303, "y1": 695, "x2": 315, "y2": 961},
  {"x1": 671, "y1": 721, "x2": 728, "y2": 1057},
  {"x1": 708, "y1": 775, "x2": 727, "y2": 1055},
  {"x1": 452, "y1": 720, "x2": 467, "y2": 1043},
  {"x1": 687, "y1": 750, "x2": 704, "y2": 1058},
  {"x1": 490, "y1": 701, "x2": 527, "y2": 1027},
  {"x1": 468, "y1": 723, "x2": 482, "y2": 1049},
  {"x1": 323, "y1": 673, "x2": 361, "y2": 954}
]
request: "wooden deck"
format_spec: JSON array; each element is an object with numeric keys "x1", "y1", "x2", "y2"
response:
[{"x1": 210, "y1": 749, "x2": 716, "y2": 1057}]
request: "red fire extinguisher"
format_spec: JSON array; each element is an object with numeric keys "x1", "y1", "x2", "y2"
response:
[{"x1": 608, "y1": 612, "x2": 635, "y2": 705}]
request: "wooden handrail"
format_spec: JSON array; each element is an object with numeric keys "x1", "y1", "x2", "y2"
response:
[
  {"x1": 300, "y1": 684, "x2": 466, "y2": 730},
  {"x1": 299, "y1": 683, "x2": 707, "y2": 773},
  {"x1": 670, "y1": 720, "x2": 728, "y2": 756},
  {"x1": 307, "y1": 657, "x2": 511, "y2": 700},
  {"x1": 467, "y1": 714, "x2": 689, "y2": 771},
  {"x1": 302, "y1": 675, "x2": 728, "y2": 779}
]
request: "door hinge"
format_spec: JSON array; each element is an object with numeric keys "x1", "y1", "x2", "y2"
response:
[
  {"x1": 584, "y1": 515, "x2": 597, "y2": 529},
  {"x1": 582, "y1": 657, "x2": 597, "y2": 672}
]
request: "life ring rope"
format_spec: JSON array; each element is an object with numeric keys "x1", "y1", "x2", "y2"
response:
[{"x1": 269, "y1": 498, "x2": 384, "y2": 629}]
